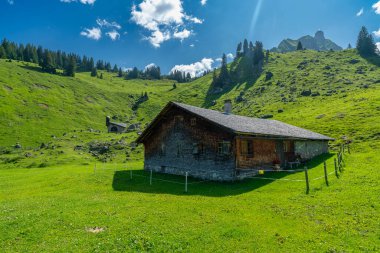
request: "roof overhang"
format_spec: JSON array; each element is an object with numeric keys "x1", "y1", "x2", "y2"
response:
[{"x1": 136, "y1": 101, "x2": 335, "y2": 144}]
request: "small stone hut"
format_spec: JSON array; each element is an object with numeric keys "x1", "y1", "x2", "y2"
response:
[
  {"x1": 106, "y1": 116, "x2": 126, "y2": 133},
  {"x1": 136, "y1": 101, "x2": 334, "y2": 181}
]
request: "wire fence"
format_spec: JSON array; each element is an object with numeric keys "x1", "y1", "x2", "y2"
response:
[{"x1": 93, "y1": 144, "x2": 350, "y2": 194}]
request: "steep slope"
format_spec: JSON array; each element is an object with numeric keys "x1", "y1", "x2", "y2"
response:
[
  {"x1": 0, "y1": 49, "x2": 379, "y2": 168},
  {"x1": 271, "y1": 31, "x2": 343, "y2": 52}
]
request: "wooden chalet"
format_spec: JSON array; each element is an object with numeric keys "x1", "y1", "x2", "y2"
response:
[{"x1": 136, "y1": 100, "x2": 334, "y2": 181}]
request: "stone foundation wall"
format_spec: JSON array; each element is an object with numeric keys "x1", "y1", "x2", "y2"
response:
[
  {"x1": 295, "y1": 140, "x2": 329, "y2": 160},
  {"x1": 143, "y1": 108, "x2": 236, "y2": 181}
]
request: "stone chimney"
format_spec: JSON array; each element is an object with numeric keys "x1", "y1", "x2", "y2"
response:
[
  {"x1": 106, "y1": 116, "x2": 110, "y2": 126},
  {"x1": 224, "y1": 99, "x2": 232, "y2": 114}
]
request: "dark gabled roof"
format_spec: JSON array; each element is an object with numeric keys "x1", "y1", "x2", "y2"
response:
[
  {"x1": 110, "y1": 122, "x2": 127, "y2": 128},
  {"x1": 136, "y1": 101, "x2": 334, "y2": 143}
]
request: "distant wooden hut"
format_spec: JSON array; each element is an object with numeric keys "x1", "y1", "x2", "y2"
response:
[{"x1": 136, "y1": 101, "x2": 334, "y2": 181}]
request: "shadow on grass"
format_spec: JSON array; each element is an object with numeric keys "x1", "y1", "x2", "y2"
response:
[
  {"x1": 20, "y1": 64, "x2": 45, "y2": 73},
  {"x1": 202, "y1": 78, "x2": 259, "y2": 108},
  {"x1": 112, "y1": 153, "x2": 334, "y2": 196},
  {"x1": 362, "y1": 55, "x2": 380, "y2": 67}
]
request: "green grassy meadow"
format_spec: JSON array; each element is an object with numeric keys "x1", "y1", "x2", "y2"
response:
[{"x1": 1, "y1": 50, "x2": 380, "y2": 252}]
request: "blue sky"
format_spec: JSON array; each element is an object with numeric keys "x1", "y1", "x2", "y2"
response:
[{"x1": 0, "y1": 0, "x2": 379, "y2": 75}]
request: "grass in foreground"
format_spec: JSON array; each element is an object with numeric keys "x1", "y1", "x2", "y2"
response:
[{"x1": 1, "y1": 143, "x2": 379, "y2": 252}]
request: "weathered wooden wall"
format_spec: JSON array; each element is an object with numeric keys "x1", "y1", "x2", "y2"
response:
[
  {"x1": 143, "y1": 107, "x2": 236, "y2": 181},
  {"x1": 236, "y1": 138, "x2": 281, "y2": 168}
]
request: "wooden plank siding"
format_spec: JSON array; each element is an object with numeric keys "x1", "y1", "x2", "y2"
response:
[{"x1": 236, "y1": 138, "x2": 296, "y2": 169}]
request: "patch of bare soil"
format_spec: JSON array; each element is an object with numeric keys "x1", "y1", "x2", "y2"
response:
[
  {"x1": 33, "y1": 83, "x2": 50, "y2": 90},
  {"x1": 38, "y1": 103, "x2": 49, "y2": 109},
  {"x1": 3, "y1": 85, "x2": 13, "y2": 91},
  {"x1": 86, "y1": 227, "x2": 105, "y2": 233}
]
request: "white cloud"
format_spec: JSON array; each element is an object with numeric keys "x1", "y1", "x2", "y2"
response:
[
  {"x1": 227, "y1": 53, "x2": 234, "y2": 60},
  {"x1": 185, "y1": 15, "x2": 203, "y2": 24},
  {"x1": 131, "y1": 0, "x2": 202, "y2": 47},
  {"x1": 122, "y1": 67, "x2": 133, "y2": 72},
  {"x1": 144, "y1": 63, "x2": 157, "y2": 70},
  {"x1": 356, "y1": 8, "x2": 364, "y2": 17},
  {"x1": 189, "y1": 44, "x2": 195, "y2": 47},
  {"x1": 173, "y1": 29, "x2": 191, "y2": 40},
  {"x1": 60, "y1": 0, "x2": 96, "y2": 4},
  {"x1": 373, "y1": 1, "x2": 380, "y2": 14},
  {"x1": 373, "y1": 28, "x2": 380, "y2": 38},
  {"x1": 376, "y1": 42, "x2": 380, "y2": 53},
  {"x1": 170, "y1": 58, "x2": 214, "y2": 78},
  {"x1": 7, "y1": 0, "x2": 14, "y2": 5},
  {"x1": 147, "y1": 30, "x2": 171, "y2": 48},
  {"x1": 106, "y1": 30, "x2": 120, "y2": 41},
  {"x1": 215, "y1": 53, "x2": 234, "y2": 63},
  {"x1": 96, "y1": 19, "x2": 121, "y2": 30},
  {"x1": 200, "y1": 0, "x2": 207, "y2": 6},
  {"x1": 80, "y1": 27, "x2": 101, "y2": 40}
]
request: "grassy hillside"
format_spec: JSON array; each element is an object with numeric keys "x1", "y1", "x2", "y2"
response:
[{"x1": 1, "y1": 49, "x2": 379, "y2": 252}]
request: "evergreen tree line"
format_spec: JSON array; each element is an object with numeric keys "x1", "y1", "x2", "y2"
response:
[
  {"x1": 0, "y1": 38, "x2": 122, "y2": 77},
  {"x1": 0, "y1": 38, "x2": 207, "y2": 82},
  {"x1": 167, "y1": 70, "x2": 209, "y2": 83},
  {"x1": 0, "y1": 38, "x2": 163, "y2": 79},
  {"x1": 211, "y1": 39, "x2": 266, "y2": 91},
  {"x1": 123, "y1": 65, "x2": 161, "y2": 80}
]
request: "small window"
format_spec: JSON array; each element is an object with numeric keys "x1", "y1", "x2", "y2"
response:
[
  {"x1": 174, "y1": 115, "x2": 184, "y2": 122},
  {"x1": 193, "y1": 143, "x2": 204, "y2": 155},
  {"x1": 218, "y1": 141, "x2": 231, "y2": 155},
  {"x1": 241, "y1": 140, "x2": 254, "y2": 157},
  {"x1": 283, "y1": 141, "x2": 292, "y2": 152},
  {"x1": 190, "y1": 118, "x2": 197, "y2": 126}
]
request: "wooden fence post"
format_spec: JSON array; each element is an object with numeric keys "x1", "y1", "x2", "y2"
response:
[
  {"x1": 150, "y1": 170, "x2": 153, "y2": 185},
  {"x1": 334, "y1": 158, "x2": 339, "y2": 178},
  {"x1": 338, "y1": 153, "x2": 342, "y2": 172},
  {"x1": 304, "y1": 166, "x2": 310, "y2": 194},
  {"x1": 323, "y1": 161, "x2": 329, "y2": 186},
  {"x1": 185, "y1": 172, "x2": 188, "y2": 193}
]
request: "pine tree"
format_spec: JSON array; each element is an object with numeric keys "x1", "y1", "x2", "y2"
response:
[
  {"x1": 0, "y1": 46, "x2": 6, "y2": 59},
  {"x1": 41, "y1": 50, "x2": 55, "y2": 74},
  {"x1": 347, "y1": 43, "x2": 352, "y2": 49},
  {"x1": 65, "y1": 55, "x2": 76, "y2": 77},
  {"x1": 243, "y1": 39, "x2": 249, "y2": 55},
  {"x1": 296, "y1": 41, "x2": 303, "y2": 50},
  {"x1": 118, "y1": 67, "x2": 123, "y2": 77},
  {"x1": 37, "y1": 46, "x2": 44, "y2": 66},
  {"x1": 88, "y1": 57, "x2": 94, "y2": 71},
  {"x1": 249, "y1": 41, "x2": 254, "y2": 51},
  {"x1": 356, "y1": 26, "x2": 376, "y2": 56},
  {"x1": 91, "y1": 67, "x2": 97, "y2": 77},
  {"x1": 113, "y1": 64, "x2": 118, "y2": 73},
  {"x1": 99, "y1": 73, "x2": 103, "y2": 79},
  {"x1": 236, "y1": 42, "x2": 242, "y2": 58},
  {"x1": 265, "y1": 50, "x2": 270, "y2": 63},
  {"x1": 216, "y1": 53, "x2": 230, "y2": 88},
  {"x1": 253, "y1": 41, "x2": 264, "y2": 65}
]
